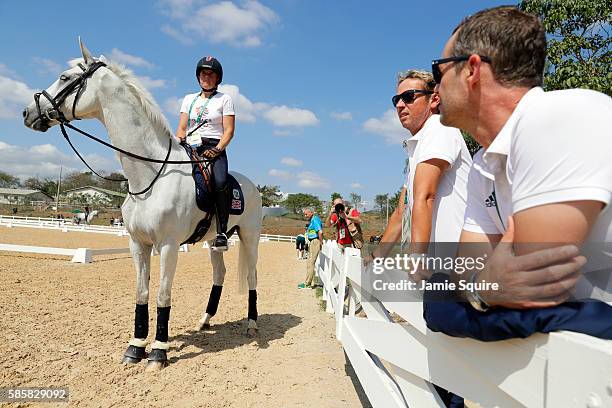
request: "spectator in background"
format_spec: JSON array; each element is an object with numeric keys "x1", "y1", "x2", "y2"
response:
[
  {"x1": 295, "y1": 233, "x2": 306, "y2": 260},
  {"x1": 298, "y1": 208, "x2": 323, "y2": 289},
  {"x1": 328, "y1": 197, "x2": 362, "y2": 249}
]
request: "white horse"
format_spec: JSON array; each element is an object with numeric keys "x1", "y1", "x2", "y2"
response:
[
  {"x1": 23, "y1": 39, "x2": 262, "y2": 371},
  {"x1": 72, "y1": 209, "x2": 98, "y2": 225}
]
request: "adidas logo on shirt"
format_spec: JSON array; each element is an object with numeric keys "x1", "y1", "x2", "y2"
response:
[{"x1": 484, "y1": 191, "x2": 497, "y2": 208}]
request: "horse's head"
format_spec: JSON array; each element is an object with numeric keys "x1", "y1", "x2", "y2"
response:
[{"x1": 23, "y1": 38, "x2": 106, "y2": 132}]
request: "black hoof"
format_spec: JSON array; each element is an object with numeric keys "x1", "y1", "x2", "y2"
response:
[
  {"x1": 122, "y1": 345, "x2": 147, "y2": 364},
  {"x1": 147, "y1": 348, "x2": 169, "y2": 368},
  {"x1": 202, "y1": 323, "x2": 211, "y2": 329}
]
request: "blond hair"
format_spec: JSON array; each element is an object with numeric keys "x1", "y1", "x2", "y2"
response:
[{"x1": 397, "y1": 70, "x2": 436, "y2": 91}]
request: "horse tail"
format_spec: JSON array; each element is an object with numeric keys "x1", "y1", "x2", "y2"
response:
[
  {"x1": 237, "y1": 237, "x2": 249, "y2": 294},
  {"x1": 237, "y1": 183, "x2": 262, "y2": 294}
]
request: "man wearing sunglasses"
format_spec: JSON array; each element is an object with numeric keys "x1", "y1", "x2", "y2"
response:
[
  {"x1": 368, "y1": 70, "x2": 472, "y2": 275},
  {"x1": 424, "y1": 6, "x2": 612, "y2": 341}
]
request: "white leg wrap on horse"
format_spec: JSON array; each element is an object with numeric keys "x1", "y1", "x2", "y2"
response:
[
  {"x1": 129, "y1": 338, "x2": 148, "y2": 348},
  {"x1": 248, "y1": 319, "x2": 258, "y2": 329},
  {"x1": 151, "y1": 340, "x2": 170, "y2": 350},
  {"x1": 197, "y1": 313, "x2": 212, "y2": 330}
]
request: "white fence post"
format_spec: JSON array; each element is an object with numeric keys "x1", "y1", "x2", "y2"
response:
[{"x1": 71, "y1": 248, "x2": 92, "y2": 263}]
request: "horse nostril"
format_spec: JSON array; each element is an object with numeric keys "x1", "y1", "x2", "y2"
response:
[{"x1": 22, "y1": 109, "x2": 28, "y2": 119}]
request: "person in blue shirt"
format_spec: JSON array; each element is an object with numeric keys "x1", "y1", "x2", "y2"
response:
[{"x1": 299, "y1": 208, "x2": 323, "y2": 289}]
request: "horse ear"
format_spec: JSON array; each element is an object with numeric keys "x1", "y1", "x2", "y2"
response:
[{"x1": 78, "y1": 37, "x2": 94, "y2": 64}]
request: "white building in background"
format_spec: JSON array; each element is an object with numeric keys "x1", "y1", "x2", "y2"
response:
[
  {"x1": 63, "y1": 186, "x2": 126, "y2": 206},
  {"x1": 0, "y1": 188, "x2": 54, "y2": 205}
]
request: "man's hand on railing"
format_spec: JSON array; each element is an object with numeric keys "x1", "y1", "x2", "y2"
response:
[{"x1": 476, "y1": 217, "x2": 586, "y2": 309}]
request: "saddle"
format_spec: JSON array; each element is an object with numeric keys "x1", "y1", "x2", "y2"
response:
[{"x1": 180, "y1": 144, "x2": 245, "y2": 245}]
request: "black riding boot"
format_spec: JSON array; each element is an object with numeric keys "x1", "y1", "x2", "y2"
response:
[{"x1": 212, "y1": 186, "x2": 230, "y2": 251}]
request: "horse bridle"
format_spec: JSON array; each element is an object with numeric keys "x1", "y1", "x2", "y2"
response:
[
  {"x1": 32, "y1": 60, "x2": 214, "y2": 196},
  {"x1": 33, "y1": 61, "x2": 106, "y2": 126}
]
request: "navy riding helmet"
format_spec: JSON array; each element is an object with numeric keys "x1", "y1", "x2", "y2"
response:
[{"x1": 195, "y1": 56, "x2": 223, "y2": 86}]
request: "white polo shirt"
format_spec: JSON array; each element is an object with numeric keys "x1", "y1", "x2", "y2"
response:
[
  {"x1": 403, "y1": 114, "x2": 472, "y2": 245},
  {"x1": 180, "y1": 91, "x2": 235, "y2": 145},
  {"x1": 462, "y1": 87, "x2": 612, "y2": 301}
]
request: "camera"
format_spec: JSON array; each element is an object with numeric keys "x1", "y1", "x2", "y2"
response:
[{"x1": 334, "y1": 203, "x2": 345, "y2": 214}]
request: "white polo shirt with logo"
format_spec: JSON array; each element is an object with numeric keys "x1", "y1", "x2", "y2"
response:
[
  {"x1": 403, "y1": 114, "x2": 472, "y2": 246},
  {"x1": 462, "y1": 87, "x2": 612, "y2": 301},
  {"x1": 180, "y1": 91, "x2": 235, "y2": 145}
]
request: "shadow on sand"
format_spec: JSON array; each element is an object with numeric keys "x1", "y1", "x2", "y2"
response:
[{"x1": 168, "y1": 313, "x2": 302, "y2": 363}]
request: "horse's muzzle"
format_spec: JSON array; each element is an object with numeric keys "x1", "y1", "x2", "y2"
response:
[{"x1": 23, "y1": 108, "x2": 51, "y2": 132}]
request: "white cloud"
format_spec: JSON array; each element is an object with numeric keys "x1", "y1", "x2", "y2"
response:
[
  {"x1": 331, "y1": 111, "x2": 352, "y2": 121},
  {"x1": 160, "y1": 0, "x2": 279, "y2": 47},
  {"x1": 109, "y1": 48, "x2": 155, "y2": 69},
  {"x1": 163, "y1": 96, "x2": 183, "y2": 116},
  {"x1": 273, "y1": 129, "x2": 294, "y2": 136},
  {"x1": 135, "y1": 75, "x2": 166, "y2": 90},
  {"x1": 264, "y1": 105, "x2": 319, "y2": 127},
  {"x1": 297, "y1": 171, "x2": 330, "y2": 189},
  {"x1": 281, "y1": 157, "x2": 302, "y2": 167},
  {"x1": 0, "y1": 141, "x2": 121, "y2": 180},
  {"x1": 32, "y1": 57, "x2": 62, "y2": 75},
  {"x1": 159, "y1": 0, "x2": 196, "y2": 19},
  {"x1": 0, "y1": 74, "x2": 37, "y2": 119},
  {"x1": 0, "y1": 64, "x2": 18, "y2": 78},
  {"x1": 268, "y1": 168, "x2": 292, "y2": 180},
  {"x1": 160, "y1": 25, "x2": 195, "y2": 45},
  {"x1": 350, "y1": 183, "x2": 364, "y2": 189},
  {"x1": 166, "y1": 83, "x2": 316, "y2": 130},
  {"x1": 362, "y1": 109, "x2": 408, "y2": 144},
  {"x1": 218, "y1": 83, "x2": 265, "y2": 123}
]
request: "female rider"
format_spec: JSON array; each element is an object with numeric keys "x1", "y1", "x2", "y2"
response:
[{"x1": 176, "y1": 56, "x2": 235, "y2": 251}]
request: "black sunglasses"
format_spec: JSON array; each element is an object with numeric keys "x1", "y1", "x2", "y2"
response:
[
  {"x1": 431, "y1": 55, "x2": 492, "y2": 84},
  {"x1": 392, "y1": 89, "x2": 434, "y2": 107}
]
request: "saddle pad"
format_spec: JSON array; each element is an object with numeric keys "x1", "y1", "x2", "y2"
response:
[{"x1": 181, "y1": 144, "x2": 245, "y2": 215}]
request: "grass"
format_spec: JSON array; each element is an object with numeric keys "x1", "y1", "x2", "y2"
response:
[{"x1": 314, "y1": 286, "x2": 325, "y2": 311}]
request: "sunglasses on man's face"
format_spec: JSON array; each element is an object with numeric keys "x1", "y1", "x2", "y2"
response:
[
  {"x1": 392, "y1": 89, "x2": 434, "y2": 107},
  {"x1": 431, "y1": 55, "x2": 492, "y2": 84}
]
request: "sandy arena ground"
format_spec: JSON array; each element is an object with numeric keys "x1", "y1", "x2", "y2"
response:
[{"x1": 0, "y1": 227, "x2": 371, "y2": 407}]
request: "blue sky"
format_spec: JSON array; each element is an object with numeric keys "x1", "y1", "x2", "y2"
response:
[{"x1": 0, "y1": 0, "x2": 515, "y2": 208}]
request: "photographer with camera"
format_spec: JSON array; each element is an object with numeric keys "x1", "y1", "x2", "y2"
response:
[{"x1": 328, "y1": 197, "x2": 363, "y2": 250}]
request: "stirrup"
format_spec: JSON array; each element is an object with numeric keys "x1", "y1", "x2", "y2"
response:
[{"x1": 212, "y1": 233, "x2": 228, "y2": 251}]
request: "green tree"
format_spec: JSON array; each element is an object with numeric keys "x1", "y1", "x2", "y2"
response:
[
  {"x1": 374, "y1": 194, "x2": 388, "y2": 216},
  {"x1": 284, "y1": 193, "x2": 321, "y2": 214},
  {"x1": 257, "y1": 184, "x2": 282, "y2": 207},
  {"x1": 330, "y1": 192, "x2": 342, "y2": 201},
  {"x1": 388, "y1": 188, "x2": 403, "y2": 214},
  {"x1": 61, "y1": 171, "x2": 97, "y2": 192},
  {"x1": 0, "y1": 170, "x2": 20, "y2": 188},
  {"x1": 97, "y1": 172, "x2": 128, "y2": 194},
  {"x1": 520, "y1": 0, "x2": 612, "y2": 95},
  {"x1": 349, "y1": 192, "x2": 362, "y2": 211},
  {"x1": 23, "y1": 176, "x2": 57, "y2": 197}
]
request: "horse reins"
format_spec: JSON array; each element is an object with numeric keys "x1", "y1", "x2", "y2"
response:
[{"x1": 34, "y1": 60, "x2": 217, "y2": 196}]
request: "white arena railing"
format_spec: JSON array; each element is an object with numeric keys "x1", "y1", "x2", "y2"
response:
[
  {"x1": 1, "y1": 215, "x2": 298, "y2": 262},
  {"x1": 0, "y1": 214, "x2": 128, "y2": 236},
  {"x1": 259, "y1": 233, "x2": 296, "y2": 243},
  {"x1": 1, "y1": 216, "x2": 298, "y2": 242},
  {"x1": 315, "y1": 240, "x2": 612, "y2": 408}
]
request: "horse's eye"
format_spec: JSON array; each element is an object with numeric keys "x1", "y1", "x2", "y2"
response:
[{"x1": 60, "y1": 75, "x2": 69, "y2": 81}]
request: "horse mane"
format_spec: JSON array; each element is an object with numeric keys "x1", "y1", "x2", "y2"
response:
[{"x1": 68, "y1": 58, "x2": 174, "y2": 138}]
